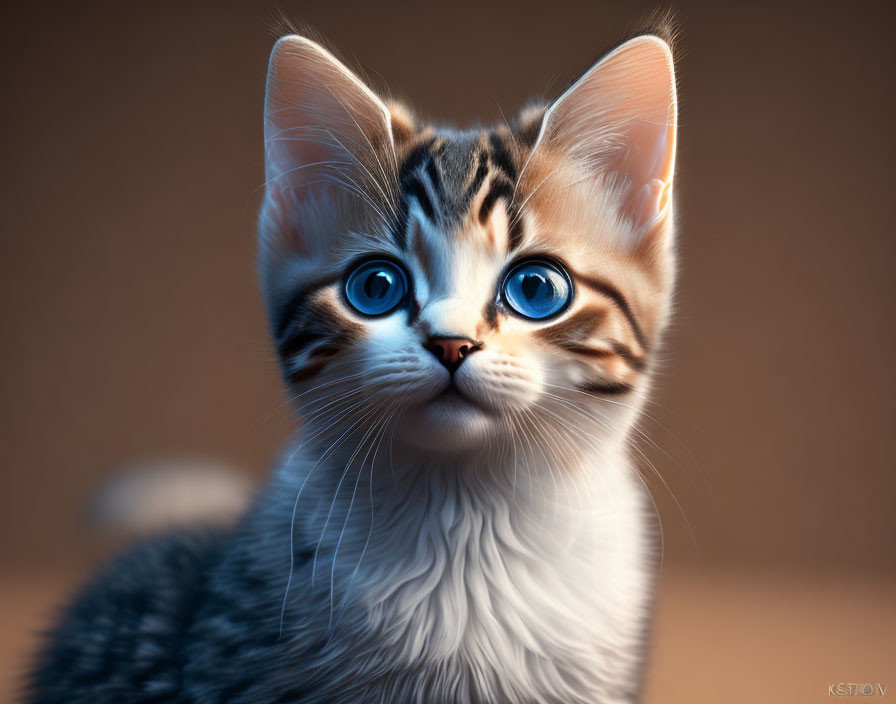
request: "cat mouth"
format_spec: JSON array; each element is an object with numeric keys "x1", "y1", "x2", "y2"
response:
[
  {"x1": 399, "y1": 381, "x2": 495, "y2": 447},
  {"x1": 429, "y1": 384, "x2": 484, "y2": 411}
]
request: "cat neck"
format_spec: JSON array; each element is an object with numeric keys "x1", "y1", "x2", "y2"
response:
[
  {"x1": 273, "y1": 431, "x2": 637, "y2": 562},
  {"x1": 259, "y1": 427, "x2": 650, "y2": 700}
]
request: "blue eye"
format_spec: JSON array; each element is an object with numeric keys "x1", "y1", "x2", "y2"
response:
[
  {"x1": 501, "y1": 260, "x2": 572, "y2": 320},
  {"x1": 344, "y1": 259, "x2": 409, "y2": 316}
]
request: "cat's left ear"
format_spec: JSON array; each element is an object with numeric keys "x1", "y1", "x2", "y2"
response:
[
  {"x1": 531, "y1": 35, "x2": 677, "y2": 239},
  {"x1": 263, "y1": 35, "x2": 398, "y2": 198}
]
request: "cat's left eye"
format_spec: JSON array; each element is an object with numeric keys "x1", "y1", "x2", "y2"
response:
[
  {"x1": 501, "y1": 260, "x2": 573, "y2": 320},
  {"x1": 344, "y1": 259, "x2": 409, "y2": 316}
]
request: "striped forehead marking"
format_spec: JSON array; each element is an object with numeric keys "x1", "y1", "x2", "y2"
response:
[{"x1": 394, "y1": 130, "x2": 525, "y2": 252}]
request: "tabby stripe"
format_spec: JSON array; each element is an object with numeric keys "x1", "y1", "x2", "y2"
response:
[
  {"x1": 535, "y1": 308, "x2": 607, "y2": 343},
  {"x1": 398, "y1": 138, "x2": 438, "y2": 181},
  {"x1": 610, "y1": 341, "x2": 648, "y2": 371},
  {"x1": 274, "y1": 275, "x2": 340, "y2": 339},
  {"x1": 483, "y1": 300, "x2": 499, "y2": 330},
  {"x1": 289, "y1": 355, "x2": 330, "y2": 384},
  {"x1": 425, "y1": 156, "x2": 442, "y2": 197},
  {"x1": 278, "y1": 330, "x2": 324, "y2": 360},
  {"x1": 393, "y1": 201, "x2": 410, "y2": 250},
  {"x1": 576, "y1": 273, "x2": 649, "y2": 351},
  {"x1": 396, "y1": 138, "x2": 441, "y2": 247},
  {"x1": 285, "y1": 340, "x2": 347, "y2": 384},
  {"x1": 478, "y1": 177, "x2": 514, "y2": 224},
  {"x1": 488, "y1": 132, "x2": 517, "y2": 182},
  {"x1": 559, "y1": 341, "x2": 647, "y2": 372},
  {"x1": 279, "y1": 324, "x2": 349, "y2": 359},
  {"x1": 404, "y1": 176, "x2": 435, "y2": 221},
  {"x1": 406, "y1": 296, "x2": 421, "y2": 325},
  {"x1": 464, "y1": 149, "x2": 489, "y2": 204},
  {"x1": 412, "y1": 218, "x2": 434, "y2": 281},
  {"x1": 580, "y1": 380, "x2": 634, "y2": 395}
]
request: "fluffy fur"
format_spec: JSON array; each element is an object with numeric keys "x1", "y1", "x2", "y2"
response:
[{"x1": 29, "y1": 30, "x2": 678, "y2": 704}]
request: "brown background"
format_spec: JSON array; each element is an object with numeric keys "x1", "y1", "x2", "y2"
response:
[{"x1": 1, "y1": 1, "x2": 894, "y2": 701}]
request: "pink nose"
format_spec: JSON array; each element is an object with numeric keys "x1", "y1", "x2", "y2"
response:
[{"x1": 424, "y1": 336, "x2": 479, "y2": 372}]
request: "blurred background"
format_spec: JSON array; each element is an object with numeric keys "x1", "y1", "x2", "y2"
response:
[{"x1": 2, "y1": 1, "x2": 894, "y2": 701}]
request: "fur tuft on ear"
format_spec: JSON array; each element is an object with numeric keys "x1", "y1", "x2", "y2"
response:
[
  {"x1": 384, "y1": 99, "x2": 418, "y2": 146},
  {"x1": 527, "y1": 35, "x2": 678, "y2": 238}
]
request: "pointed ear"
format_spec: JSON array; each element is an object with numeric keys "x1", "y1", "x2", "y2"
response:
[
  {"x1": 531, "y1": 35, "x2": 677, "y2": 233},
  {"x1": 263, "y1": 35, "x2": 398, "y2": 201}
]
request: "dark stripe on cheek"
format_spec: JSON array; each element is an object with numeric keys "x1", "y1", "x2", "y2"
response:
[
  {"x1": 274, "y1": 274, "x2": 341, "y2": 339},
  {"x1": 558, "y1": 341, "x2": 647, "y2": 372},
  {"x1": 288, "y1": 348, "x2": 339, "y2": 384},
  {"x1": 279, "y1": 325, "x2": 347, "y2": 363},
  {"x1": 575, "y1": 273, "x2": 649, "y2": 352},
  {"x1": 535, "y1": 309, "x2": 607, "y2": 344},
  {"x1": 290, "y1": 361, "x2": 328, "y2": 384},
  {"x1": 278, "y1": 330, "x2": 323, "y2": 359},
  {"x1": 610, "y1": 341, "x2": 647, "y2": 372},
  {"x1": 277, "y1": 293, "x2": 363, "y2": 384},
  {"x1": 283, "y1": 334, "x2": 352, "y2": 384},
  {"x1": 580, "y1": 380, "x2": 633, "y2": 395}
]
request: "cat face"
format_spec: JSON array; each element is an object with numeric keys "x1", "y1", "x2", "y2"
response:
[{"x1": 259, "y1": 36, "x2": 677, "y2": 454}]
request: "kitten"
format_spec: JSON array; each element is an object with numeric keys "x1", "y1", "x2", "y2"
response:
[{"x1": 29, "y1": 30, "x2": 678, "y2": 704}]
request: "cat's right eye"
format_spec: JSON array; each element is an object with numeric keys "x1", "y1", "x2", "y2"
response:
[{"x1": 344, "y1": 259, "x2": 409, "y2": 317}]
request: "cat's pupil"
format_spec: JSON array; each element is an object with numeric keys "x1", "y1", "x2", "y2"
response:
[
  {"x1": 364, "y1": 271, "x2": 392, "y2": 299},
  {"x1": 521, "y1": 273, "x2": 553, "y2": 301}
]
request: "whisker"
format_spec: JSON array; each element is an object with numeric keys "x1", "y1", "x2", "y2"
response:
[{"x1": 279, "y1": 399, "x2": 378, "y2": 636}]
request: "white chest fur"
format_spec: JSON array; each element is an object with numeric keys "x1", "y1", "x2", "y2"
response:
[{"x1": 283, "y1": 449, "x2": 654, "y2": 704}]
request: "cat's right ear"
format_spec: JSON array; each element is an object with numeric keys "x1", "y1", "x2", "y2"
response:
[{"x1": 263, "y1": 35, "x2": 399, "y2": 201}]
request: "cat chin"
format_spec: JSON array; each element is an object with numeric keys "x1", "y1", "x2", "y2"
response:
[{"x1": 397, "y1": 391, "x2": 494, "y2": 451}]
